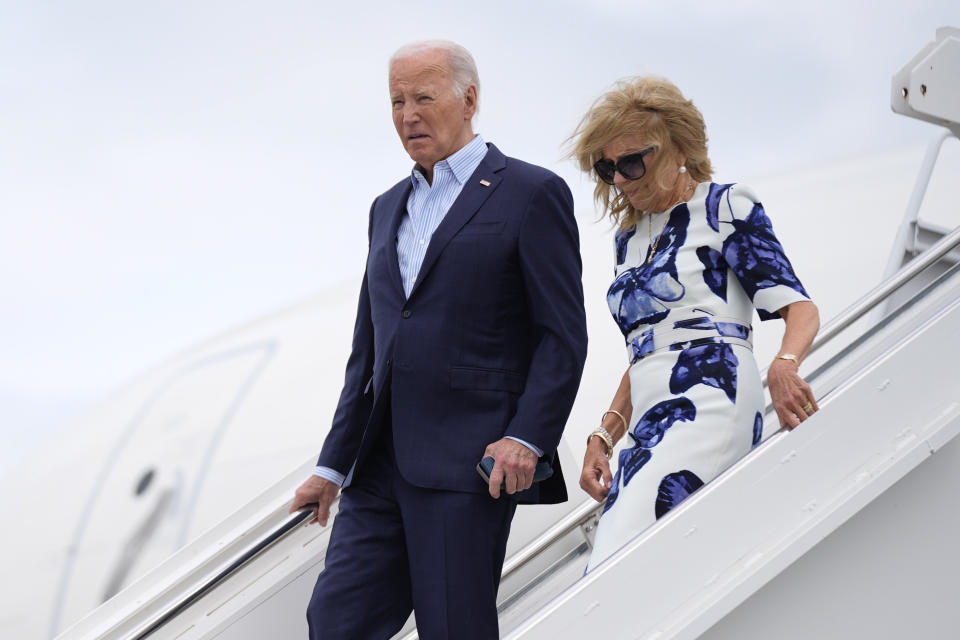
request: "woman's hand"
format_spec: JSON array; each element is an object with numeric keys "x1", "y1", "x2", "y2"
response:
[
  {"x1": 580, "y1": 436, "x2": 614, "y2": 502},
  {"x1": 583, "y1": 369, "x2": 631, "y2": 501},
  {"x1": 770, "y1": 300, "x2": 821, "y2": 430},
  {"x1": 768, "y1": 358, "x2": 818, "y2": 429}
]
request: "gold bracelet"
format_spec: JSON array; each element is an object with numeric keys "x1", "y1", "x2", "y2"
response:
[
  {"x1": 587, "y1": 427, "x2": 614, "y2": 459},
  {"x1": 776, "y1": 353, "x2": 800, "y2": 366},
  {"x1": 601, "y1": 409, "x2": 628, "y2": 438}
]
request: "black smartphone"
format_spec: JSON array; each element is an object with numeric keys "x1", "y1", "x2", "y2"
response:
[{"x1": 476, "y1": 456, "x2": 553, "y2": 487}]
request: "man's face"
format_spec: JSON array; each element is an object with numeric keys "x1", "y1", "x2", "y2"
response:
[{"x1": 389, "y1": 50, "x2": 476, "y2": 174}]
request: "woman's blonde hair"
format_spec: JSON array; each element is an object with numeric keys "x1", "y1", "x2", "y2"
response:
[{"x1": 571, "y1": 76, "x2": 713, "y2": 229}]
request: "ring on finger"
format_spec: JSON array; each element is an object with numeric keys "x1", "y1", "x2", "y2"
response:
[{"x1": 802, "y1": 402, "x2": 814, "y2": 413}]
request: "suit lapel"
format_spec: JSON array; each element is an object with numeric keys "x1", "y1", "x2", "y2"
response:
[
  {"x1": 383, "y1": 182, "x2": 411, "y2": 298},
  {"x1": 407, "y1": 144, "x2": 507, "y2": 300}
]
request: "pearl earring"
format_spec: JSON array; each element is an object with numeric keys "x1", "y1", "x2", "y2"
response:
[{"x1": 679, "y1": 166, "x2": 687, "y2": 174}]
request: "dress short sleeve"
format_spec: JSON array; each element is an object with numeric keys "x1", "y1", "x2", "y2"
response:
[
  {"x1": 613, "y1": 224, "x2": 637, "y2": 272},
  {"x1": 721, "y1": 184, "x2": 810, "y2": 320}
]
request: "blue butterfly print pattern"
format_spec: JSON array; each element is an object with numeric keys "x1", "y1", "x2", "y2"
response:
[
  {"x1": 631, "y1": 397, "x2": 697, "y2": 449},
  {"x1": 696, "y1": 246, "x2": 727, "y2": 302},
  {"x1": 607, "y1": 397, "x2": 698, "y2": 509},
  {"x1": 618, "y1": 446, "x2": 652, "y2": 491},
  {"x1": 629, "y1": 328, "x2": 656, "y2": 363},
  {"x1": 655, "y1": 470, "x2": 704, "y2": 519},
  {"x1": 752, "y1": 411, "x2": 763, "y2": 446},
  {"x1": 672, "y1": 316, "x2": 715, "y2": 330},
  {"x1": 607, "y1": 205, "x2": 690, "y2": 335},
  {"x1": 670, "y1": 340, "x2": 740, "y2": 403},
  {"x1": 669, "y1": 337, "x2": 724, "y2": 352},
  {"x1": 673, "y1": 316, "x2": 750, "y2": 341},
  {"x1": 602, "y1": 466, "x2": 624, "y2": 514},
  {"x1": 704, "y1": 183, "x2": 734, "y2": 233},
  {"x1": 615, "y1": 225, "x2": 637, "y2": 267},
  {"x1": 722, "y1": 202, "x2": 809, "y2": 319},
  {"x1": 717, "y1": 322, "x2": 750, "y2": 339}
]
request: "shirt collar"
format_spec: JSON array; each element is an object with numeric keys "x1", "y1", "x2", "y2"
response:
[{"x1": 410, "y1": 134, "x2": 487, "y2": 187}]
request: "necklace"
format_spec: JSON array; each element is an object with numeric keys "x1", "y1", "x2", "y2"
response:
[{"x1": 646, "y1": 179, "x2": 697, "y2": 264}]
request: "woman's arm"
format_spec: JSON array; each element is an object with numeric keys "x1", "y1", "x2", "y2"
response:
[
  {"x1": 768, "y1": 300, "x2": 820, "y2": 429},
  {"x1": 581, "y1": 368, "x2": 632, "y2": 501}
]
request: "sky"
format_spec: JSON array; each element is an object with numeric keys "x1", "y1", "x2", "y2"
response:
[{"x1": 1, "y1": 0, "x2": 957, "y2": 471}]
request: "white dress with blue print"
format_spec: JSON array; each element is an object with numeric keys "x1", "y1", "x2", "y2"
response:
[{"x1": 587, "y1": 182, "x2": 810, "y2": 572}]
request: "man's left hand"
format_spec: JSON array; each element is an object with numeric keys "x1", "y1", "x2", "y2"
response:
[{"x1": 483, "y1": 438, "x2": 538, "y2": 499}]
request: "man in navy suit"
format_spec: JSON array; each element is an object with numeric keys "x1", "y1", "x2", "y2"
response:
[{"x1": 290, "y1": 39, "x2": 587, "y2": 639}]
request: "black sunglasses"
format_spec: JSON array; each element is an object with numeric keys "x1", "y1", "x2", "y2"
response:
[{"x1": 593, "y1": 146, "x2": 656, "y2": 185}]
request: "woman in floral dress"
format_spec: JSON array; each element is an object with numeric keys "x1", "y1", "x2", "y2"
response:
[{"x1": 572, "y1": 77, "x2": 821, "y2": 571}]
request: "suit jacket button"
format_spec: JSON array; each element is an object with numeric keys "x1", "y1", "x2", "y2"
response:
[{"x1": 401, "y1": 309, "x2": 412, "y2": 319}]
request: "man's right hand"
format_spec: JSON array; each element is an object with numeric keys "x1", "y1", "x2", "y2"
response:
[{"x1": 290, "y1": 475, "x2": 340, "y2": 526}]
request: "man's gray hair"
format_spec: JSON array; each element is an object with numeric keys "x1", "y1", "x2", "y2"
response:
[{"x1": 389, "y1": 39, "x2": 481, "y2": 109}]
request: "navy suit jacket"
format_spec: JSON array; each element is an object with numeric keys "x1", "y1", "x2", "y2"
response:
[{"x1": 316, "y1": 143, "x2": 587, "y2": 504}]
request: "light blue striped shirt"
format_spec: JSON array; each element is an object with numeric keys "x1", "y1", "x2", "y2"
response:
[
  {"x1": 314, "y1": 135, "x2": 541, "y2": 487},
  {"x1": 397, "y1": 134, "x2": 489, "y2": 296}
]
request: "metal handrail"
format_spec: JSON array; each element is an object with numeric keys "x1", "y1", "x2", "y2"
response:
[
  {"x1": 882, "y1": 129, "x2": 956, "y2": 281},
  {"x1": 138, "y1": 218, "x2": 960, "y2": 639},
  {"x1": 809, "y1": 223, "x2": 960, "y2": 353},
  {"x1": 131, "y1": 505, "x2": 320, "y2": 639},
  {"x1": 501, "y1": 496, "x2": 601, "y2": 580}
]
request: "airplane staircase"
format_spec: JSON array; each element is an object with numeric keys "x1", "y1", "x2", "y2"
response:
[{"x1": 53, "y1": 215, "x2": 960, "y2": 640}]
